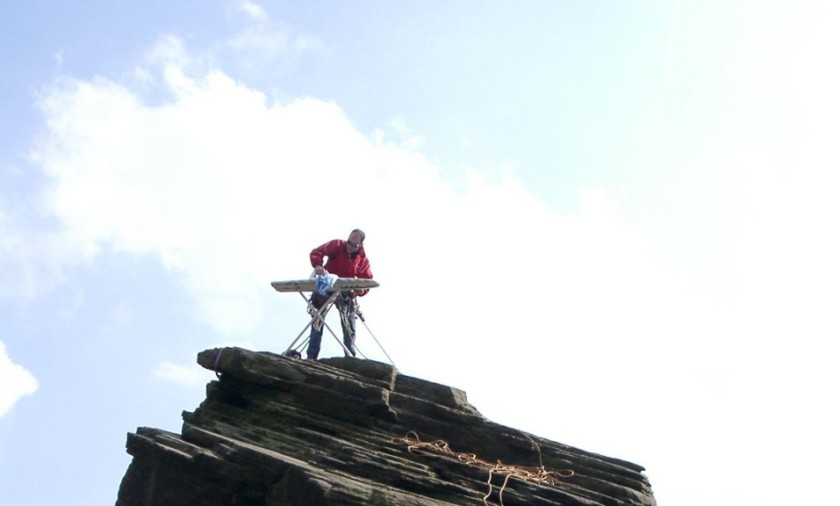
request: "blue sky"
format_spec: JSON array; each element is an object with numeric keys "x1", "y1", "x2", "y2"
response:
[{"x1": 2, "y1": 1, "x2": 839, "y2": 505}]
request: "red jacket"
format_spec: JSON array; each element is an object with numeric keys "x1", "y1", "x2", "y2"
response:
[{"x1": 310, "y1": 239, "x2": 373, "y2": 296}]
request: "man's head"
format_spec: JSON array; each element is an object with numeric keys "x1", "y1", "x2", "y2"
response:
[{"x1": 346, "y1": 229, "x2": 365, "y2": 253}]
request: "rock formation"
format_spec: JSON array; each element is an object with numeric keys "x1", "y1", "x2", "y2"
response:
[{"x1": 116, "y1": 347, "x2": 656, "y2": 505}]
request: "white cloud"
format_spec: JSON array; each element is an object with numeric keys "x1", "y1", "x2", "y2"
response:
[
  {"x1": 237, "y1": 0, "x2": 268, "y2": 22},
  {"x1": 375, "y1": 118, "x2": 425, "y2": 151},
  {"x1": 221, "y1": 2, "x2": 323, "y2": 73},
  {"x1": 153, "y1": 360, "x2": 215, "y2": 387},
  {"x1": 0, "y1": 342, "x2": 38, "y2": 418},
  {"x1": 153, "y1": 338, "x2": 257, "y2": 387},
  {"x1": 27, "y1": 54, "x2": 694, "y2": 418},
  {"x1": 15, "y1": 48, "x2": 729, "y2": 365},
  {"x1": 0, "y1": 201, "x2": 78, "y2": 301},
  {"x1": 0, "y1": 207, "x2": 29, "y2": 299}
]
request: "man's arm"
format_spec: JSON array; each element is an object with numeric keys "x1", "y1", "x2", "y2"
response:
[
  {"x1": 357, "y1": 257, "x2": 373, "y2": 279},
  {"x1": 355, "y1": 257, "x2": 373, "y2": 296},
  {"x1": 310, "y1": 240, "x2": 342, "y2": 271}
]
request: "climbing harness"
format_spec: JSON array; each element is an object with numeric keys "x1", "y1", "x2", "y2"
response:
[{"x1": 392, "y1": 431, "x2": 574, "y2": 506}]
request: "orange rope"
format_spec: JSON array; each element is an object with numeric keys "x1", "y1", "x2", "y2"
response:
[{"x1": 393, "y1": 432, "x2": 574, "y2": 505}]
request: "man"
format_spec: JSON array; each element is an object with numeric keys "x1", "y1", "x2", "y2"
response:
[{"x1": 306, "y1": 229, "x2": 373, "y2": 360}]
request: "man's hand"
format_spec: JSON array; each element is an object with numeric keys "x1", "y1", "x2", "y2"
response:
[{"x1": 314, "y1": 266, "x2": 326, "y2": 275}]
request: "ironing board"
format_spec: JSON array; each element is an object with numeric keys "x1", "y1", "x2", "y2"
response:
[{"x1": 271, "y1": 278, "x2": 379, "y2": 357}]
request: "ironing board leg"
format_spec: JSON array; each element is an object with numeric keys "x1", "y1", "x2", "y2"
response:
[{"x1": 284, "y1": 291, "x2": 339, "y2": 354}]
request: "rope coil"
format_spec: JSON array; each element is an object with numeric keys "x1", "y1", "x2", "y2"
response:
[{"x1": 392, "y1": 431, "x2": 574, "y2": 506}]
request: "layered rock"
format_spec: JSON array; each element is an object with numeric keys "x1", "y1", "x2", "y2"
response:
[{"x1": 116, "y1": 347, "x2": 656, "y2": 505}]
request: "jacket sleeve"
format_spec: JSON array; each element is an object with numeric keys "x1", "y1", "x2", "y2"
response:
[
  {"x1": 310, "y1": 240, "x2": 342, "y2": 268},
  {"x1": 355, "y1": 256, "x2": 373, "y2": 297}
]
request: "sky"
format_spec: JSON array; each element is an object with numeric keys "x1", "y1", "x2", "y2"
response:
[{"x1": 1, "y1": 1, "x2": 839, "y2": 505}]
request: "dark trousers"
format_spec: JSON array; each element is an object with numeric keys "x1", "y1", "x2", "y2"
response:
[{"x1": 307, "y1": 292, "x2": 356, "y2": 359}]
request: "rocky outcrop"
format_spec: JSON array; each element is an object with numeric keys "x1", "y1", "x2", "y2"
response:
[{"x1": 116, "y1": 347, "x2": 656, "y2": 505}]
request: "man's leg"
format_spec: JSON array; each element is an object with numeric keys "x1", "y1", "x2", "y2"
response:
[
  {"x1": 338, "y1": 294, "x2": 357, "y2": 357},
  {"x1": 343, "y1": 310, "x2": 356, "y2": 357},
  {"x1": 306, "y1": 325, "x2": 323, "y2": 360},
  {"x1": 306, "y1": 294, "x2": 329, "y2": 360}
]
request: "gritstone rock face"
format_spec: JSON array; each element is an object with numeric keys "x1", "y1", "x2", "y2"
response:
[{"x1": 115, "y1": 347, "x2": 656, "y2": 506}]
